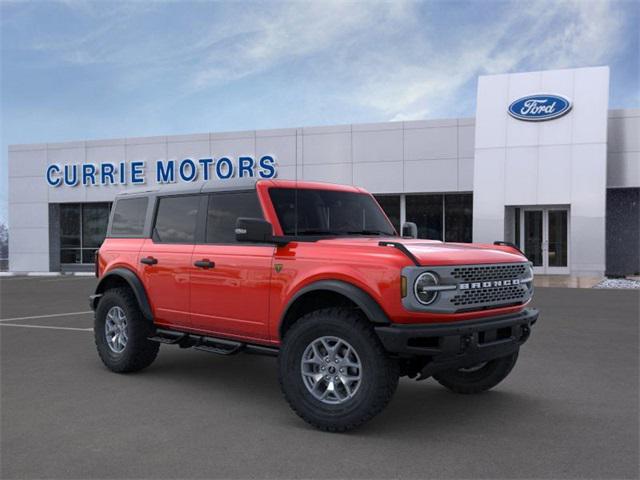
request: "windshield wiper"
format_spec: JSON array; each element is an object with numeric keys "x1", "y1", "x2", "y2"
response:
[
  {"x1": 294, "y1": 229, "x2": 393, "y2": 236},
  {"x1": 295, "y1": 229, "x2": 343, "y2": 235},
  {"x1": 345, "y1": 230, "x2": 392, "y2": 236}
]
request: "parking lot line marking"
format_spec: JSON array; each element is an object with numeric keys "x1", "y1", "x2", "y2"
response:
[
  {"x1": 0, "y1": 311, "x2": 93, "y2": 322},
  {"x1": 0, "y1": 323, "x2": 92, "y2": 331}
]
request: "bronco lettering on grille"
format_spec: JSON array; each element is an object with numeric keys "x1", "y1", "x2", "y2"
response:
[{"x1": 458, "y1": 279, "x2": 521, "y2": 290}]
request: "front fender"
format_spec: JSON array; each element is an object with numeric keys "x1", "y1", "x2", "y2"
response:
[{"x1": 281, "y1": 279, "x2": 391, "y2": 327}]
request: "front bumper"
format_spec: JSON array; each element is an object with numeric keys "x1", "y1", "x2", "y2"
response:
[{"x1": 375, "y1": 308, "x2": 538, "y2": 377}]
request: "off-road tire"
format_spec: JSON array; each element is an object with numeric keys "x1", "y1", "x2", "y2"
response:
[
  {"x1": 433, "y1": 350, "x2": 519, "y2": 394},
  {"x1": 94, "y1": 287, "x2": 159, "y2": 373},
  {"x1": 278, "y1": 307, "x2": 399, "y2": 432}
]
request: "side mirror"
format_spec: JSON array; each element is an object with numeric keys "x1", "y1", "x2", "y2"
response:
[
  {"x1": 401, "y1": 222, "x2": 418, "y2": 239},
  {"x1": 235, "y1": 218, "x2": 274, "y2": 243}
]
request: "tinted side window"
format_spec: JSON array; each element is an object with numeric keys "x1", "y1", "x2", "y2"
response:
[
  {"x1": 110, "y1": 197, "x2": 148, "y2": 236},
  {"x1": 206, "y1": 191, "x2": 263, "y2": 244},
  {"x1": 154, "y1": 195, "x2": 200, "y2": 243}
]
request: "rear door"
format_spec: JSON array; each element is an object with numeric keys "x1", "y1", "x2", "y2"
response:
[
  {"x1": 139, "y1": 194, "x2": 203, "y2": 328},
  {"x1": 190, "y1": 190, "x2": 274, "y2": 341}
]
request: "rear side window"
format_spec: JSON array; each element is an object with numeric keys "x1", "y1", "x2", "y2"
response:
[
  {"x1": 110, "y1": 197, "x2": 148, "y2": 237},
  {"x1": 153, "y1": 195, "x2": 200, "y2": 244},
  {"x1": 206, "y1": 191, "x2": 263, "y2": 244}
]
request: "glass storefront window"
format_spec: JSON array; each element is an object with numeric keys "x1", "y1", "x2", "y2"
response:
[
  {"x1": 82, "y1": 204, "x2": 111, "y2": 248},
  {"x1": 373, "y1": 195, "x2": 400, "y2": 233},
  {"x1": 405, "y1": 193, "x2": 473, "y2": 242},
  {"x1": 514, "y1": 208, "x2": 521, "y2": 249},
  {"x1": 60, "y1": 249, "x2": 81, "y2": 264},
  {"x1": 406, "y1": 194, "x2": 443, "y2": 240},
  {"x1": 60, "y1": 204, "x2": 81, "y2": 248},
  {"x1": 60, "y1": 203, "x2": 111, "y2": 264},
  {"x1": 444, "y1": 194, "x2": 473, "y2": 243}
]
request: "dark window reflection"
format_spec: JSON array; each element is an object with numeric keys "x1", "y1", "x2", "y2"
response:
[
  {"x1": 548, "y1": 210, "x2": 568, "y2": 267},
  {"x1": 60, "y1": 204, "x2": 81, "y2": 248},
  {"x1": 206, "y1": 191, "x2": 263, "y2": 244},
  {"x1": 524, "y1": 210, "x2": 543, "y2": 266},
  {"x1": 406, "y1": 194, "x2": 443, "y2": 240},
  {"x1": 444, "y1": 194, "x2": 473, "y2": 243},
  {"x1": 269, "y1": 188, "x2": 395, "y2": 236},
  {"x1": 373, "y1": 195, "x2": 400, "y2": 233},
  {"x1": 154, "y1": 195, "x2": 200, "y2": 244},
  {"x1": 82, "y1": 204, "x2": 111, "y2": 248},
  {"x1": 60, "y1": 249, "x2": 81, "y2": 264},
  {"x1": 514, "y1": 208, "x2": 521, "y2": 249},
  {"x1": 111, "y1": 197, "x2": 147, "y2": 236},
  {"x1": 60, "y1": 203, "x2": 111, "y2": 264}
]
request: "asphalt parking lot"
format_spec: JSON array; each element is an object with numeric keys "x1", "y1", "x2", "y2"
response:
[{"x1": 1, "y1": 276, "x2": 638, "y2": 479}]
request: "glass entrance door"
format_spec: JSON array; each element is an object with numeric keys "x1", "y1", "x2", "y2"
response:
[
  {"x1": 519, "y1": 208, "x2": 569, "y2": 274},
  {"x1": 547, "y1": 210, "x2": 569, "y2": 273},
  {"x1": 523, "y1": 210, "x2": 544, "y2": 268}
]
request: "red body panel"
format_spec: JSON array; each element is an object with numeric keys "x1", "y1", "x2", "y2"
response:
[
  {"x1": 99, "y1": 179, "x2": 530, "y2": 347},
  {"x1": 139, "y1": 239, "x2": 194, "y2": 327},
  {"x1": 189, "y1": 244, "x2": 274, "y2": 342}
]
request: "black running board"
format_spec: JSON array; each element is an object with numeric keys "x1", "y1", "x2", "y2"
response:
[
  {"x1": 148, "y1": 328, "x2": 279, "y2": 357},
  {"x1": 147, "y1": 330, "x2": 188, "y2": 345}
]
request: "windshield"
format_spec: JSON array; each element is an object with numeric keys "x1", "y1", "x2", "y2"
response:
[{"x1": 269, "y1": 188, "x2": 397, "y2": 236}]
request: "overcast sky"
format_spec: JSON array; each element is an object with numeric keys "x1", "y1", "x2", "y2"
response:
[{"x1": 1, "y1": 0, "x2": 638, "y2": 225}]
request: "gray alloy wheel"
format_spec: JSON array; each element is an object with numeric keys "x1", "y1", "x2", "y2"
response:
[
  {"x1": 104, "y1": 306, "x2": 128, "y2": 353},
  {"x1": 300, "y1": 336, "x2": 362, "y2": 405}
]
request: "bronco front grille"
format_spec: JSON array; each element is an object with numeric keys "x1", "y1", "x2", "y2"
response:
[
  {"x1": 402, "y1": 262, "x2": 533, "y2": 314},
  {"x1": 451, "y1": 264, "x2": 528, "y2": 283},
  {"x1": 451, "y1": 285, "x2": 527, "y2": 307}
]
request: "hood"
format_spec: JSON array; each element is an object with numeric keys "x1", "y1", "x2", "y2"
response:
[{"x1": 315, "y1": 237, "x2": 526, "y2": 266}]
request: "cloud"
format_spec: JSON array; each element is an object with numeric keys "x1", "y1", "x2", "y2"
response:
[
  {"x1": 3, "y1": 0, "x2": 632, "y2": 122},
  {"x1": 349, "y1": 0, "x2": 626, "y2": 121},
  {"x1": 188, "y1": 1, "x2": 414, "y2": 91},
  {"x1": 13, "y1": 0, "x2": 427, "y2": 118}
]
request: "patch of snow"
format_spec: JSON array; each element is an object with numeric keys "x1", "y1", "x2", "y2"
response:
[{"x1": 593, "y1": 278, "x2": 640, "y2": 289}]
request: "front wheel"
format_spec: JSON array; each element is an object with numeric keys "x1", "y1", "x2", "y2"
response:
[
  {"x1": 433, "y1": 351, "x2": 519, "y2": 394},
  {"x1": 278, "y1": 308, "x2": 399, "y2": 432}
]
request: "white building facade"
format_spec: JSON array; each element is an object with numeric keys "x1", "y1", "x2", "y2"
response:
[{"x1": 8, "y1": 66, "x2": 640, "y2": 276}]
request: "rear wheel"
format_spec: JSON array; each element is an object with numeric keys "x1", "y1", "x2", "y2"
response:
[
  {"x1": 433, "y1": 351, "x2": 519, "y2": 394},
  {"x1": 278, "y1": 308, "x2": 399, "y2": 432},
  {"x1": 94, "y1": 287, "x2": 159, "y2": 373}
]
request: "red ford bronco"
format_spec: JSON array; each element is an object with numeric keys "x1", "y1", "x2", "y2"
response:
[{"x1": 91, "y1": 179, "x2": 537, "y2": 431}]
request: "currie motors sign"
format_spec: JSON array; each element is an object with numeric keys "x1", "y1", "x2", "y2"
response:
[
  {"x1": 45, "y1": 155, "x2": 277, "y2": 187},
  {"x1": 508, "y1": 94, "x2": 572, "y2": 121}
]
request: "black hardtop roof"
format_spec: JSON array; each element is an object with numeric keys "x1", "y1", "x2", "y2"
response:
[{"x1": 113, "y1": 178, "x2": 260, "y2": 201}]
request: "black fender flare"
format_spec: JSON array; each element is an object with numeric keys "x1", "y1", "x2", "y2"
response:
[
  {"x1": 93, "y1": 268, "x2": 154, "y2": 321},
  {"x1": 281, "y1": 280, "x2": 391, "y2": 334}
]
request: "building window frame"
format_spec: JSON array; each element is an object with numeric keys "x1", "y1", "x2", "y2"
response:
[
  {"x1": 403, "y1": 192, "x2": 473, "y2": 242},
  {"x1": 60, "y1": 202, "x2": 111, "y2": 264}
]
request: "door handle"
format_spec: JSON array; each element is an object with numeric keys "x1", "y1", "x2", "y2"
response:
[
  {"x1": 140, "y1": 256, "x2": 158, "y2": 266},
  {"x1": 194, "y1": 259, "x2": 215, "y2": 269}
]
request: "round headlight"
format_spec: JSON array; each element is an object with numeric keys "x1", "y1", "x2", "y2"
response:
[{"x1": 414, "y1": 272, "x2": 439, "y2": 305}]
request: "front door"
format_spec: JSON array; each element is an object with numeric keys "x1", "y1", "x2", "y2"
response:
[
  {"x1": 189, "y1": 190, "x2": 274, "y2": 342},
  {"x1": 519, "y1": 207, "x2": 569, "y2": 274}
]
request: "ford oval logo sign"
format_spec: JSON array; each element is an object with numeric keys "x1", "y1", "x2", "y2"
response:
[{"x1": 508, "y1": 94, "x2": 572, "y2": 121}]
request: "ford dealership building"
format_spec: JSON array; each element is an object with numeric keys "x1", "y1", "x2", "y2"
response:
[{"x1": 7, "y1": 66, "x2": 639, "y2": 276}]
